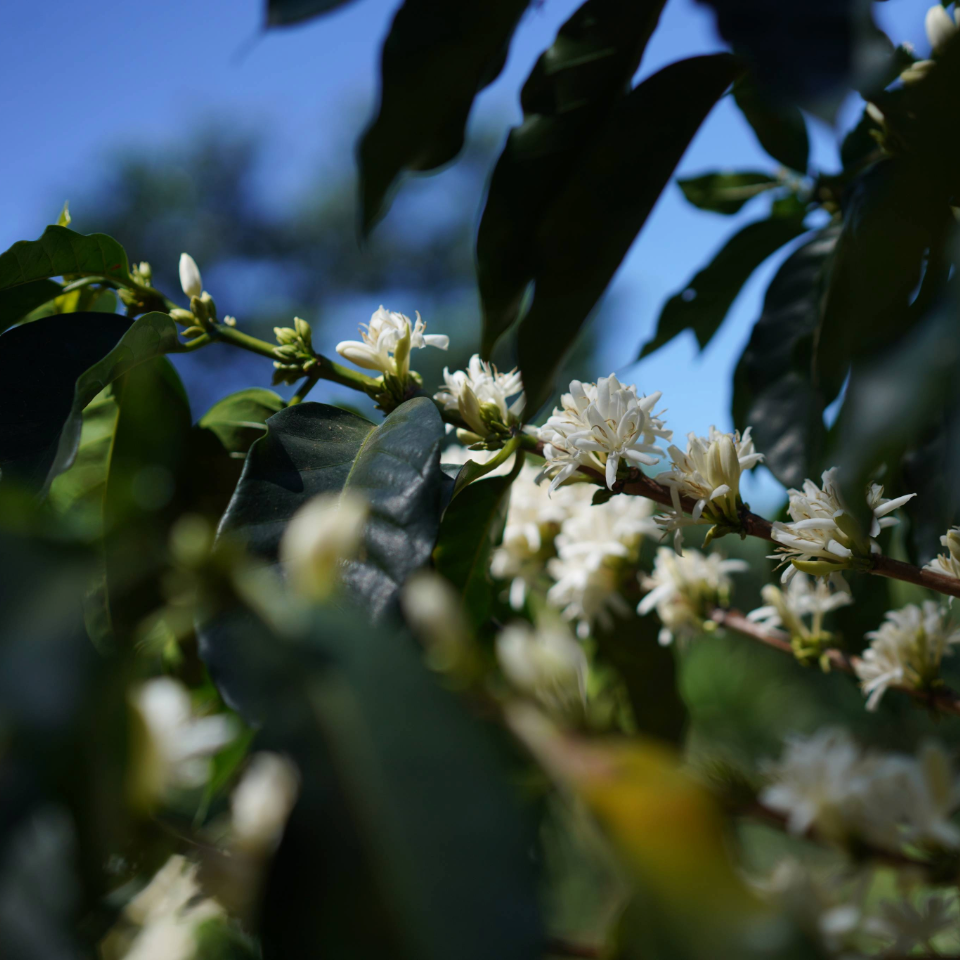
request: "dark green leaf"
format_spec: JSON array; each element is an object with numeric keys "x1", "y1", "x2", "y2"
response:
[
  {"x1": 733, "y1": 76, "x2": 809, "y2": 171},
  {"x1": 219, "y1": 403, "x2": 375, "y2": 560},
  {"x1": 477, "y1": 0, "x2": 668, "y2": 354},
  {"x1": 0, "y1": 225, "x2": 131, "y2": 291},
  {"x1": 640, "y1": 217, "x2": 806, "y2": 358},
  {"x1": 677, "y1": 171, "x2": 779, "y2": 215},
  {"x1": 519, "y1": 53, "x2": 739, "y2": 415},
  {"x1": 359, "y1": 0, "x2": 530, "y2": 232},
  {"x1": 732, "y1": 227, "x2": 838, "y2": 487},
  {"x1": 340, "y1": 397, "x2": 446, "y2": 619},
  {"x1": 266, "y1": 0, "x2": 359, "y2": 26},
  {"x1": 434, "y1": 473, "x2": 512, "y2": 626},
  {"x1": 199, "y1": 387, "x2": 286, "y2": 455},
  {"x1": 0, "y1": 311, "x2": 180, "y2": 493},
  {"x1": 0, "y1": 279, "x2": 62, "y2": 332}
]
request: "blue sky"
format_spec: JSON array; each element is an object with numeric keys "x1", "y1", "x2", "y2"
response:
[{"x1": 0, "y1": 0, "x2": 929, "y2": 508}]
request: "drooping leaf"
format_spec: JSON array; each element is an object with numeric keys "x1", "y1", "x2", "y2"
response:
[
  {"x1": 518, "y1": 54, "x2": 739, "y2": 414},
  {"x1": 339, "y1": 397, "x2": 446, "y2": 619},
  {"x1": 640, "y1": 217, "x2": 806, "y2": 358},
  {"x1": 0, "y1": 225, "x2": 131, "y2": 292},
  {"x1": 0, "y1": 279, "x2": 62, "y2": 332},
  {"x1": 677, "y1": 172, "x2": 779, "y2": 215},
  {"x1": 359, "y1": 0, "x2": 530, "y2": 232},
  {"x1": 477, "y1": 0, "x2": 668, "y2": 354},
  {"x1": 0, "y1": 311, "x2": 181, "y2": 493},
  {"x1": 732, "y1": 227, "x2": 839, "y2": 488},
  {"x1": 732, "y1": 76, "x2": 809, "y2": 171},
  {"x1": 266, "y1": 0, "x2": 360, "y2": 27},
  {"x1": 199, "y1": 387, "x2": 286, "y2": 456},
  {"x1": 434, "y1": 471, "x2": 513, "y2": 627},
  {"x1": 218, "y1": 403, "x2": 375, "y2": 558}
]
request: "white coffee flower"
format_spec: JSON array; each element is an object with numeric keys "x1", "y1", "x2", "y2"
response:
[
  {"x1": 926, "y1": 3, "x2": 959, "y2": 54},
  {"x1": 770, "y1": 468, "x2": 914, "y2": 582},
  {"x1": 496, "y1": 621, "x2": 588, "y2": 722},
  {"x1": 279, "y1": 491, "x2": 369, "y2": 599},
  {"x1": 547, "y1": 555, "x2": 633, "y2": 639},
  {"x1": 490, "y1": 464, "x2": 593, "y2": 609},
  {"x1": 657, "y1": 426, "x2": 763, "y2": 550},
  {"x1": 178, "y1": 253, "x2": 203, "y2": 299},
  {"x1": 121, "y1": 856, "x2": 224, "y2": 960},
  {"x1": 637, "y1": 546, "x2": 746, "y2": 646},
  {"x1": 855, "y1": 601, "x2": 960, "y2": 710},
  {"x1": 925, "y1": 526, "x2": 960, "y2": 580},
  {"x1": 336, "y1": 305, "x2": 448, "y2": 379},
  {"x1": 901, "y1": 741, "x2": 960, "y2": 849},
  {"x1": 747, "y1": 573, "x2": 852, "y2": 656},
  {"x1": 535, "y1": 375, "x2": 671, "y2": 492},
  {"x1": 231, "y1": 753, "x2": 300, "y2": 854},
  {"x1": 434, "y1": 354, "x2": 524, "y2": 443},
  {"x1": 130, "y1": 678, "x2": 236, "y2": 807},
  {"x1": 867, "y1": 893, "x2": 957, "y2": 956}
]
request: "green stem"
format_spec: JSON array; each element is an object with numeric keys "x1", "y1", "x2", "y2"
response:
[{"x1": 288, "y1": 372, "x2": 321, "y2": 406}]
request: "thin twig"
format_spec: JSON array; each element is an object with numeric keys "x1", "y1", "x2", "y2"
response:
[{"x1": 709, "y1": 607, "x2": 960, "y2": 717}]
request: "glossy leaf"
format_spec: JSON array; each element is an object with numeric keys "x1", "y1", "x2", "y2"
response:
[
  {"x1": 677, "y1": 172, "x2": 778, "y2": 215},
  {"x1": 640, "y1": 217, "x2": 806, "y2": 358},
  {"x1": 518, "y1": 54, "x2": 739, "y2": 415},
  {"x1": 733, "y1": 76, "x2": 809, "y2": 171},
  {"x1": 477, "y1": 0, "x2": 667, "y2": 354},
  {"x1": 0, "y1": 279, "x2": 62, "y2": 332},
  {"x1": 732, "y1": 227, "x2": 838, "y2": 488},
  {"x1": 0, "y1": 225, "x2": 131, "y2": 292},
  {"x1": 359, "y1": 0, "x2": 529, "y2": 232},
  {"x1": 434, "y1": 471, "x2": 513, "y2": 626},
  {"x1": 266, "y1": 0, "x2": 360, "y2": 26},
  {"x1": 339, "y1": 397, "x2": 446, "y2": 619}
]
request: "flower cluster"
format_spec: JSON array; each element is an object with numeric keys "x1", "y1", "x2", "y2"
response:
[
  {"x1": 925, "y1": 526, "x2": 960, "y2": 581},
  {"x1": 535, "y1": 376, "x2": 671, "y2": 492},
  {"x1": 762, "y1": 729, "x2": 960, "y2": 851},
  {"x1": 770, "y1": 468, "x2": 914, "y2": 582},
  {"x1": 637, "y1": 546, "x2": 746, "y2": 646},
  {"x1": 657, "y1": 426, "x2": 763, "y2": 550},
  {"x1": 434, "y1": 354, "x2": 524, "y2": 448},
  {"x1": 854, "y1": 601, "x2": 960, "y2": 710},
  {"x1": 901, "y1": 5, "x2": 959, "y2": 82}
]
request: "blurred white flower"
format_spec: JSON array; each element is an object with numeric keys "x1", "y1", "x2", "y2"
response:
[
  {"x1": 490, "y1": 463, "x2": 593, "y2": 609},
  {"x1": 178, "y1": 253, "x2": 202, "y2": 300},
  {"x1": 657, "y1": 426, "x2": 763, "y2": 550},
  {"x1": 434, "y1": 354, "x2": 524, "y2": 443},
  {"x1": 925, "y1": 526, "x2": 960, "y2": 580},
  {"x1": 535, "y1": 375, "x2": 670, "y2": 492},
  {"x1": 854, "y1": 601, "x2": 960, "y2": 710},
  {"x1": 769, "y1": 468, "x2": 914, "y2": 582},
  {"x1": 130, "y1": 678, "x2": 236, "y2": 807},
  {"x1": 121, "y1": 856, "x2": 223, "y2": 960},
  {"x1": 637, "y1": 546, "x2": 746, "y2": 646},
  {"x1": 901, "y1": 741, "x2": 960, "y2": 849},
  {"x1": 400, "y1": 571, "x2": 475, "y2": 675},
  {"x1": 926, "y1": 3, "x2": 959, "y2": 54},
  {"x1": 545, "y1": 494, "x2": 658, "y2": 637},
  {"x1": 496, "y1": 621, "x2": 587, "y2": 722},
  {"x1": 279, "y1": 491, "x2": 368, "y2": 599},
  {"x1": 747, "y1": 573, "x2": 852, "y2": 655},
  {"x1": 231, "y1": 753, "x2": 300, "y2": 854},
  {"x1": 336, "y1": 305, "x2": 447, "y2": 379},
  {"x1": 867, "y1": 892, "x2": 957, "y2": 956}
]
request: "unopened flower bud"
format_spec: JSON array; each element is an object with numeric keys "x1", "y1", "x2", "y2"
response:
[
  {"x1": 274, "y1": 326, "x2": 299, "y2": 346},
  {"x1": 294, "y1": 316, "x2": 313, "y2": 350},
  {"x1": 231, "y1": 752, "x2": 300, "y2": 854},
  {"x1": 458, "y1": 385, "x2": 486, "y2": 437},
  {"x1": 179, "y1": 253, "x2": 203, "y2": 299},
  {"x1": 169, "y1": 308, "x2": 194, "y2": 324}
]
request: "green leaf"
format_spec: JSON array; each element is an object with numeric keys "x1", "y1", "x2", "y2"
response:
[
  {"x1": 434, "y1": 471, "x2": 514, "y2": 627},
  {"x1": 732, "y1": 227, "x2": 838, "y2": 488},
  {"x1": 0, "y1": 225, "x2": 131, "y2": 291},
  {"x1": 733, "y1": 76, "x2": 809, "y2": 171},
  {"x1": 266, "y1": 0, "x2": 360, "y2": 26},
  {"x1": 0, "y1": 279, "x2": 62, "y2": 331},
  {"x1": 677, "y1": 172, "x2": 779, "y2": 215},
  {"x1": 0, "y1": 311, "x2": 180, "y2": 493},
  {"x1": 639, "y1": 217, "x2": 806, "y2": 358},
  {"x1": 339, "y1": 397, "x2": 446, "y2": 619},
  {"x1": 518, "y1": 53, "x2": 739, "y2": 415},
  {"x1": 359, "y1": 0, "x2": 530, "y2": 232},
  {"x1": 219, "y1": 403, "x2": 375, "y2": 560},
  {"x1": 199, "y1": 387, "x2": 286, "y2": 455},
  {"x1": 477, "y1": 0, "x2": 668, "y2": 355},
  {"x1": 451, "y1": 436, "x2": 519, "y2": 497}
]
